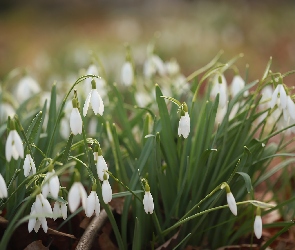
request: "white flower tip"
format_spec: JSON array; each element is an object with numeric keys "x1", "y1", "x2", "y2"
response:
[
  {"x1": 227, "y1": 192, "x2": 237, "y2": 216},
  {"x1": 254, "y1": 215, "x2": 262, "y2": 239}
]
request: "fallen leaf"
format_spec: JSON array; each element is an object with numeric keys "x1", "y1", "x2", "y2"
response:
[
  {"x1": 24, "y1": 240, "x2": 48, "y2": 250},
  {"x1": 156, "y1": 230, "x2": 179, "y2": 250}
]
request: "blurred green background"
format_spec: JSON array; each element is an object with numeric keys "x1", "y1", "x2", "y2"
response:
[{"x1": 0, "y1": 0, "x2": 295, "y2": 85}]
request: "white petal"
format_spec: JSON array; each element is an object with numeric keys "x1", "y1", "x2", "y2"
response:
[
  {"x1": 97, "y1": 156, "x2": 108, "y2": 181},
  {"x1": 95, "y1": 194, "x2": 100, "y2": 216},
  {"x1": 49, "y1": 174, "x2": 60, "y2": 199},
  {"x1": 68, "y1": 182, "x2": 80, "y2": 212},
  {"x1": 219, "y1": 85, "x2": 228, "y2": 109},
  {"x1": 102, "y1": 180, "x2": 112, "y2": 204},
  {"x1": 254, "y1": 215, "x2": 262, "y2": 239},
  {"x1": 287, "y1": 96, "x2": 295, "y2": 120},
  {"x1": 83, "y1": 92, "x2": 92, "y2": 117},
  {"x1": 0, "y1": 173, "x2": 7, "y2": 198},
  {"x1": 5, "y1": 131, "x2": 13, "y2": 162},
  {"x1": 178, "y1": 112, "x2": 190, "y2": 139},
  {"x1": 28, "y1": 216, "x2": 36, "y2": 233},
  {"x1": 79, "y1": 183, "x2": 88, "y2": 210},
  {"x1": 85, "y1": 191, "x2": 96, "y2": 217},
  {"x1": 143, "y1": 191, "x2": 154, "y2": 214},
  {"x1": 53, "y1": 202, "x2": 61, "y2": 220},
  {"x1": 98, "y1": 94, "x2": 104, "y2": 116},
  {"x1": 42, "y1": 183, "x2": 49, "y2": 198},
  {"x1": 40, "y1": 217, "x2": 48, "y2": 233},
  {"x1": 61, "y1": 203, "x2": 67, "y2": 220},
  {"x1": 231, "y1": 75, "x2": 245, "y2": 97},
  {"x1": 270, "y1": 85, "x2": 280, "y2": 109},
  {"x1": 227, "y1": 192, "x2": 237, "y2": 216},
  {"x1": 279, "y1": 85, "x2": 287, "y2": 109},
  {"x1": 90, "y1": 90, "x2": 101, "y2": 115},
  {"x1": 12, "y1": 130, "x2": 24, "y2": 159},
  {"x1": 70, "y1": 108, "x2": 83, "y2": 135},
  {"x1": 35, "y1": 195, "x2": 43, "y2": 214},
  {"x1": 34, "y1": 220, "x2": 41, "y2": 233},
  {"x1": 40, "y1": 194, "x2": 53, "y2": 216},
  {"x1": 121, "y1": 62, "x2": 134, "y2": 86}
]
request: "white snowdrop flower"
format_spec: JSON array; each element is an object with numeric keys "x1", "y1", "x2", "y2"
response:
[
  {"x1": 178, "y1": 112, "x2": 190, "y2": 139},
  {"x1": 270, "y1": 84, "x2": 287, "y2": 109},
  {"x1": 286, "y1": 96, "x2": 295, "y2": 120},
  {"x1": 144, "y1": 55, "x2": 166, "y2": 78},
  {"x1": 68, "y1": 182, "x2": 87, "y2": 212},
  {"x1": 42, "y1": 169, "x2": 60, "y2": 199},
  {"x1": 102, "y1": 178, "x2": 112, "y2": 204},
  {"x1": 143, "y1": 183, "x2": 154, "y2": 214},
  {"x1": 28, "y1": 199, "x2": 50, "y2": 233},
  {"x1": 5, "y1": 128, "x2": 24, "y2": 162},
  {"x1": 260, "y1": 86, "x2": 273, "y2": 109},
  {"x1": 216, "y1": 106, "x2": 227, "y2": 124},
  {"x1": 23, "y1": 154, "x2": 36, "y2": 177},
  {"x1": 254, "y1": 207, "x2": 262, "y2": 239},
  {"x1": 83, "y1": 80, "x2": 104, "y2": 116},
  {"x1": 16, "y1": 75, "x2": 40, "y2": 103},
  {"x1": 70, "y1": 98, "x2": 83, "y2": 135},
  {"x1": 210, "y1": 74, "x2": 228, "y2": 109},
  {"x1": 97, "y1": 155, "x2": 109, "y2": 182},
  {"x1": 35, "y1": 193, "x2": 53, "y2": 217},
  {"x1": 0, "y1": 173, "x2": 8, "y2": 198},
  {"x1": 226, "y1": 192, "x2": 237, "y2": 216},
  {"x1": 60, "y1": 117, "x2": 71, "y2": 139},
  {"x1": 121, "y1": 61, "x2": 134, "y2": 86},
  {"x1": 0, "y1": 103, "x2": 15, "y2": 122},
  {"x1": 231, "y1": 75, "x2": 248, "y2": 97},
  {"x1": 85, "y1": 191, "x2": 100, "y2": 217},
  {"x1": 53, "y1": 200, "x2": 67, "y2": 220},
  {"x1": 165, "y1": 58, "x2": 180, "y2": 76}
]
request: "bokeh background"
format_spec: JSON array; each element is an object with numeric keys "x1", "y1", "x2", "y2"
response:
[{"x1": 1, "y1": 0, "x2": 295, "y2": 86}]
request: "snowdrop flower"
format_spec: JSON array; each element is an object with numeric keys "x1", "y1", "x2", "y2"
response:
[
  {"x1": 96, "y1": 149, "x2": 109, "y2": 182},
  {"x1": 210, "y1": 74, "x2": 228, "y2": 109},
  {"x1": 254, "y1": 207, "x2": 262, "y2": 239},
  {"x1": 102, "y1": 174, "x2": 112, "y2": 204},
  {"x1": 223, "y1": 184, "x2": 237, "y2": 216},
  {"x1": 121, "y1": 61, "x2": 134, "y2": 86},
  {"x1": 85, "y1": 190, "x2": 100, "y2": 217},
  {"x1": 178, "y1": 111, "x2": 190, "y2": 139},
  {"x1": 165, "y1": 58, "x2": 180, "y2": 76},
  {"x1": 23, "y1": 153, "x2": 36, "y2": 177},
  {"x1": 0, "y1": 173, "x2": 8, "y2": 198},
  {"x1": 83, "y1": 80, "x2": 104, "y2": 116},
  {"x1": 0, "y1": 103, "x2": 15, "y2": 122},
  {"x1": 270, "y1": 84, "x2": 287, "y2": 109},
  {"x1": 52, "y1": 200, "x2": 67, "y2": 220},
  {"x1": 231, "y1": 75, "x2": 248, "y2": 97},
  {"x1": 42, "y1": 168, "x2": 60, "y2": 199},
  {"x1": 5, "y1": 121, "x2": 24, "y2": 162},
  {"x1": 143, "y1": 183, "x2": 154, "y2": 214},
  {"x1": 16, "y1": 75, "x2": 40, "y2": 103},
  {"x1": 68, "y1": 181, "x2": 87, "y2": 212},
  {"x1": 286, "y1": 96, "x2": 295, "y2": 120},
  {"x1": 144, "y1": 54, "x2": 166, "y2": 78},
  {"x1": 70, "y1": 98, "x2": 83, "y2": 135}
]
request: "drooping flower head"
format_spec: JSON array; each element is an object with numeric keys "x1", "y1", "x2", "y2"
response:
[
  {"x1": 70, "y1": 97, "x2": 83, "y2": 135},
  {"x1": 143, "y1": 182, "x2": 154, "y2": 214},
  {"x1": 95, "y1": 145, "x2": 109, "y2": 182},
  {"x1": 85, "y1": 183, "x2": 100, "y2": 217},
  {"x1": 254, "y1": 206, "x2": 262, "y2": 239},
  {"x1": 222, "y1": 183, "x2": 237, "y2": 216},
  {"x1": 102, "y1": 173, "x2": 112, "y2": 204},
  {"x1": 178, "y1": 102, "x2": 190, "y2": 139},
  {"x1": 121, "y1": 61, "x2": 134, "y2": 86},
  {"x1": 5, "y1": 118, "x2": 24, "y2": 162},
  {"x1": 23, "y1": 152, "x2": 36, "y2": 177},
  {"x1": 210, "y1": 74, "x2": 228, "y2": 109},
  {"x1": 42, "y1": 165, "x2": 60, "y2": 199},
  {"x1": 83, "y1": 80, "x2": 104, "y2": 117}
]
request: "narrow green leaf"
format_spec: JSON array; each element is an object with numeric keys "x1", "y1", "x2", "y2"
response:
[
  {"x1": 262, "y1": 56, "x2": 272, "y2": 80},
  {"x1": 236, "y1": 172, "x2": 253, "y2": 193},
  {"x1": 132, "y1": 217, "x2": 141, "y2": 250}
]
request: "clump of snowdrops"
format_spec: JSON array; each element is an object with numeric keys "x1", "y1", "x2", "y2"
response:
[{"x1": 0, "y1": 44, "x2": 295, "y2": 249}]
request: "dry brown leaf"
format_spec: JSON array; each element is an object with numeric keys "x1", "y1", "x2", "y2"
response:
[
  {"x1": 24, "y1": 240, "x2": 48, "y2": 250},
  {"x1": 0, "y1": 216, "x2": 8, "y2": 227},
  {"x1": 79, "y1": 216, "x2": 91, "y2": 229},
  {"x1": 98, "y1": 232, "x2": 118, "y2": 250},
  {"x1": 110, "y1": 197, "x2": 124, "y2": 214},
  {"x1": 156, "y1": 230, "x2": 179, "y2": 250}
]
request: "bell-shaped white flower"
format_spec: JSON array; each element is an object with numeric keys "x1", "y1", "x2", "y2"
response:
[
  {"x1": 35, "y1": 193, "x2": 53, "y2": 216},
  {"x1": 231, "y1": 75, "x2": 248, "y2": 97},
  {"x1": 226, "y1": 192, "x2": 237, "y2": 216},
  {"x1": 144, "y1": 55, "x2": 166, "y2": 78},
  {"x1": 70, "y1": 98, "x2": 83, "y2": 135},
  {"x1": 52, "y1": 200, "x2": 67, "y2": 220},
  {"x1": 68, "y1": 181, "x2": 87, "y2": 212},
  {"x1": 0, "y1": 173, "x2": 8, "y2": 198},
  {"x1": 143, "y1": 183, "x2": 154, "y2": 214},
  {"x1": 16, "y1": 75, "x2": 40, "y2": 103},
  {"x1": 102, "y1": 176, "x2": 112, "y2": 204},
  {"x1": 210, "y1": 74, "x2": 228, "y2": 109},
  {"x1": 254, "y1": 207, "x2": 262, "y2": 239},
  {"x1": 97, "y1": 155, "x2": 109, "y2": 182},
  {"x1": 121, "y1": 61, "x2": 134, "y2": 86},
  {"x1": 23, "y1": 154, "x2": 36, "y2": 177},
  {"x1": 165, "y1": 58, "x2": 180, "y2": 76},
  {"x1": 270, "y1": 84, "x2": 287, "y2": 109},
  {"x1": 0, "y1": 103, "x2": 15, "y2": 122},
  {"x1": 5, "y1": 129, "x2": 24, "y2": 162},
  {"x1": 83, "y1": 80, "x2": 104, "y2": 116},
  {"x1": 85, "y1": 191, "x2": 100, "y2": 217},
  {"x1": 42, "y1": 169, "x2": 60, "y2": 199},
  {"x1": 178, "y1": 112, "x2": 190, "y2": 139},
  {"x1": 28, "y1": 199, "x2": 50, "y2": 233}
]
